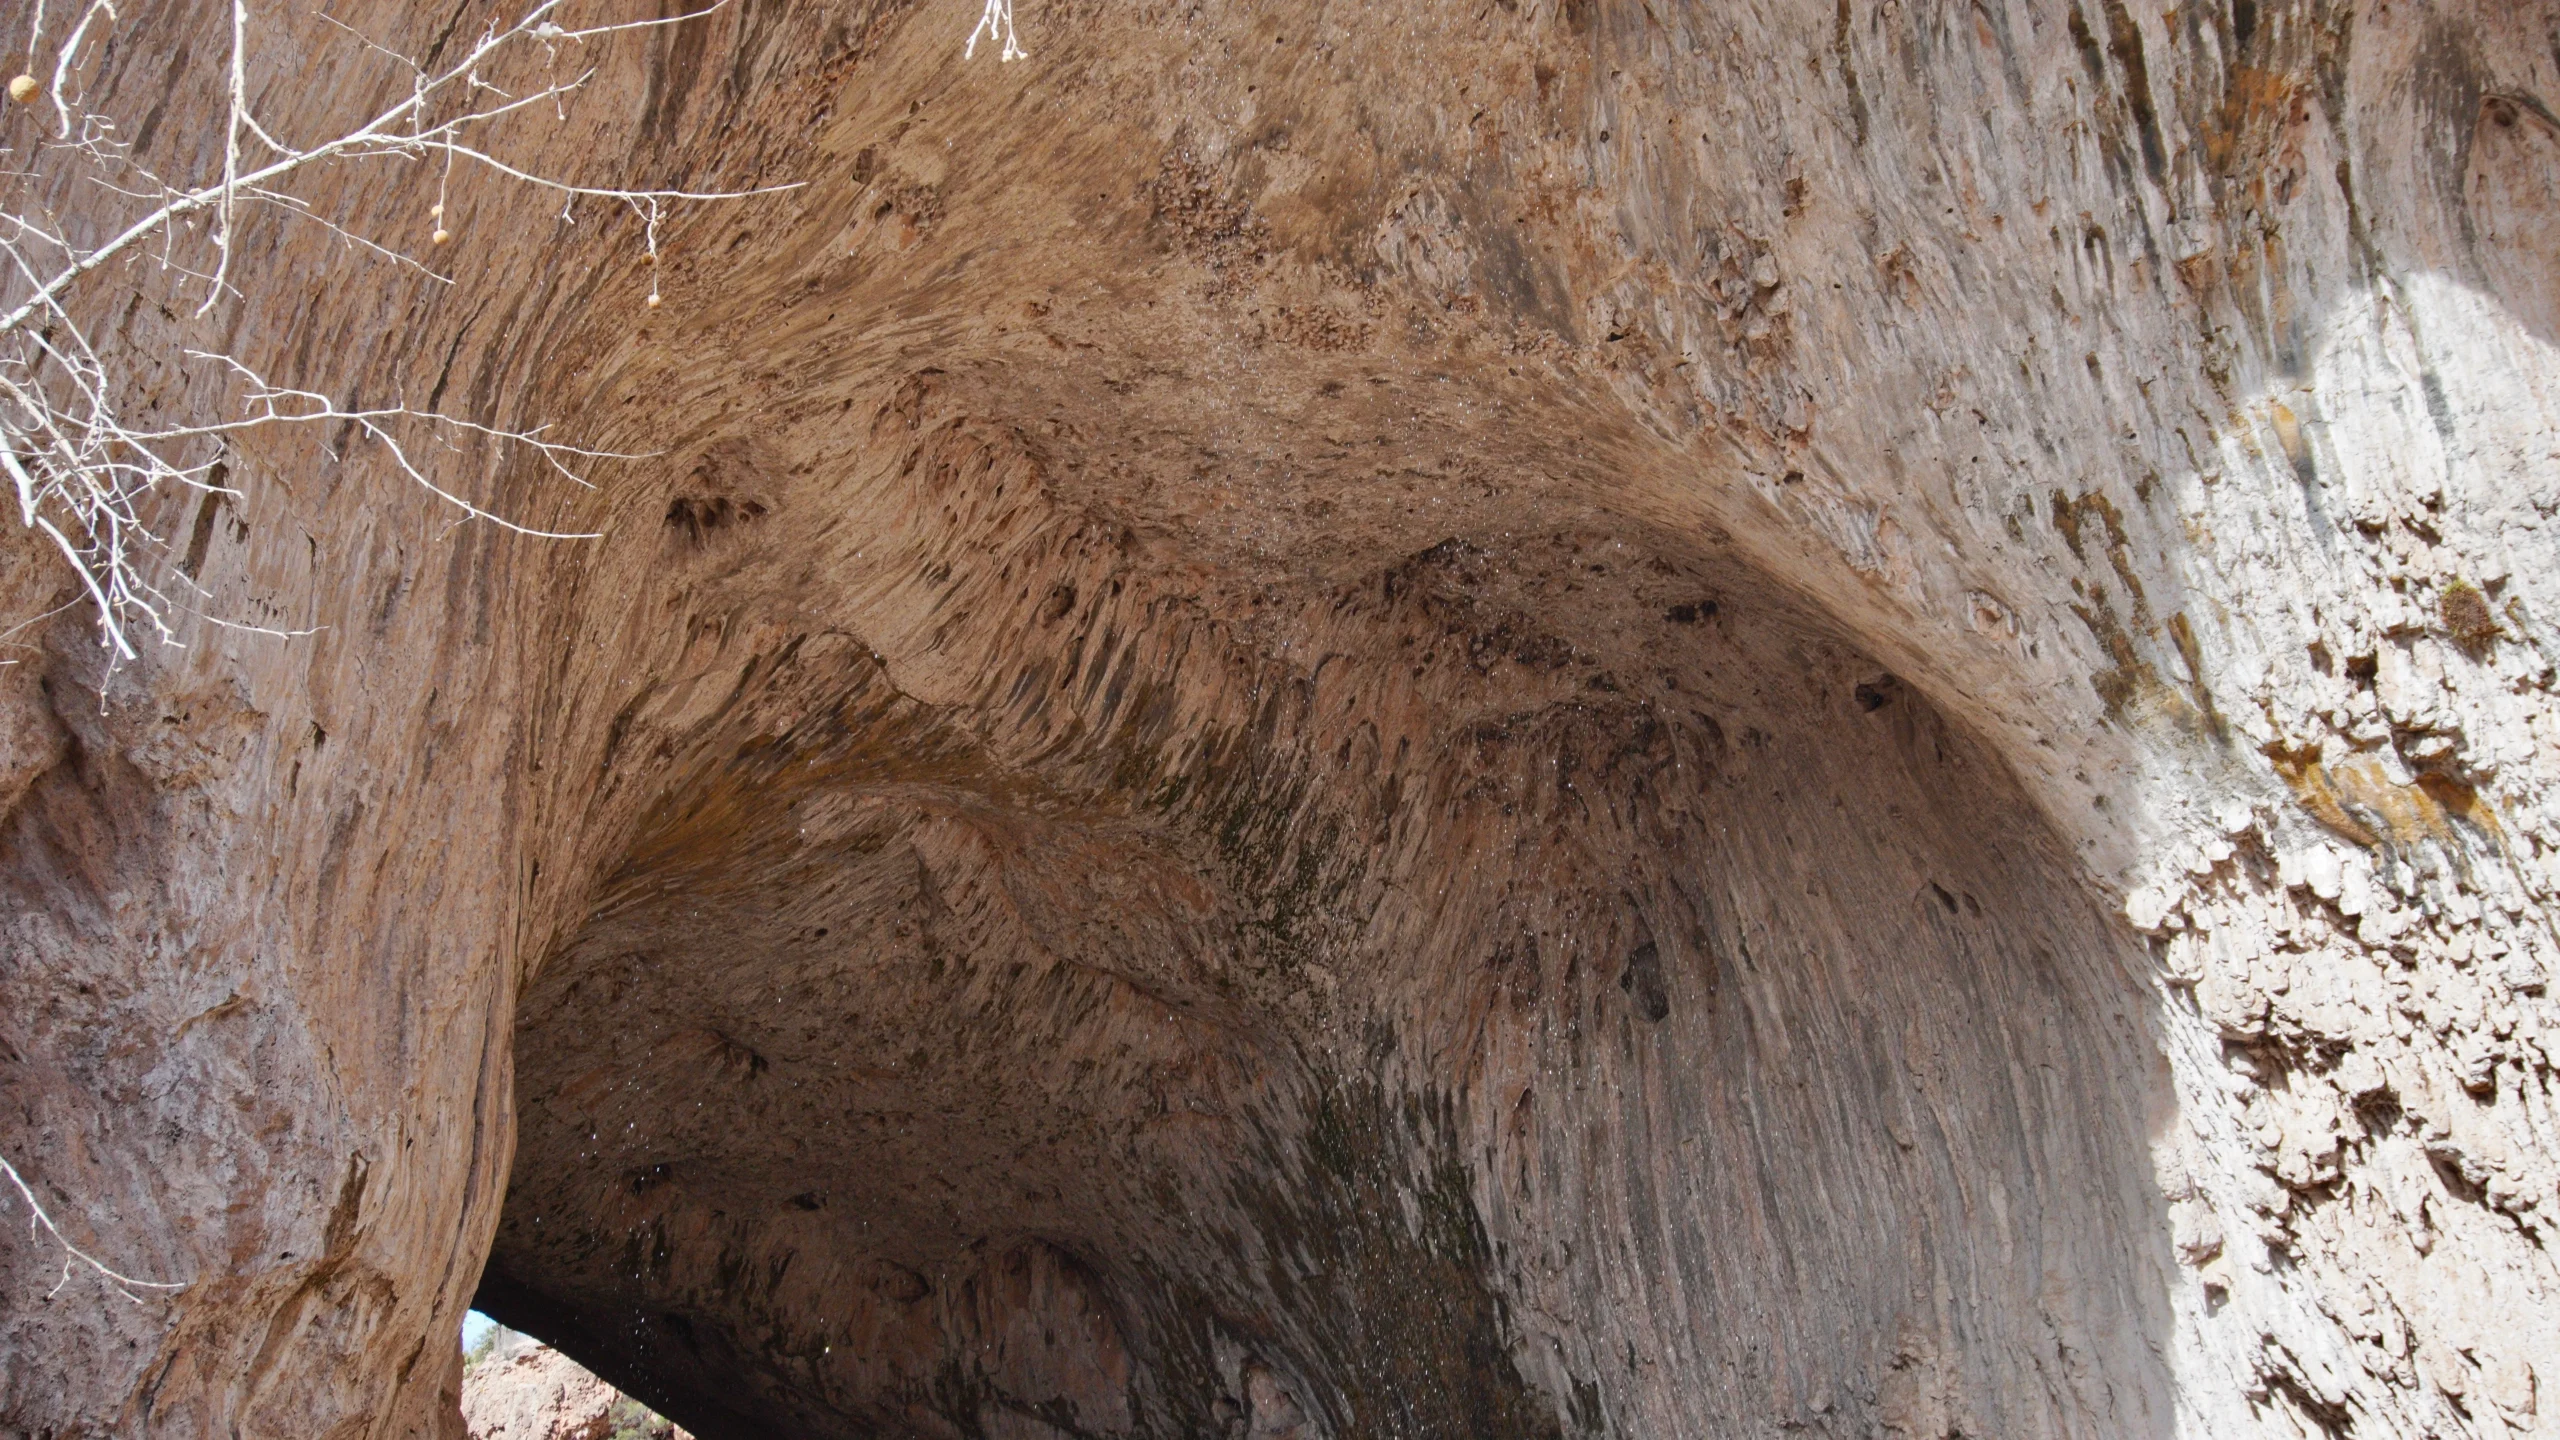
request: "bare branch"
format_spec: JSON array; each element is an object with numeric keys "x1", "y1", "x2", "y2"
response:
[
  {"x1": 966, "y1": 0, "x2": 1030, "y2": 62},
  {"x1": 4, "y1": 0, "x2": 800, "y2": 658},
  {"x1": 48, "y1": 1, "x2": 116, "y2": 140},
  {"x1": 237, "y1": 185, "x2": 453, "y2": 282},
  {"x1": 196, "y1": 0, "x2": 246, "y2": 315},
  {"x1": 547, "y1": 1, "x2": 735, "y2": 45},
  {"x1": 1, "y1": 1151, "x2": 185, "y2": 1301},
  {"x1": 419, "y1": 136, "x2": 803, "y2": 204}
]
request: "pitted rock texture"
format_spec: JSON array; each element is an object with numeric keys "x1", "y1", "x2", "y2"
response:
[
  {"x1": 464, "y1": 1328, "x2": 691, "y2": 1440},
  {"x1": 3, "y1": 1, "x2": 2560, "y2": 1439}
]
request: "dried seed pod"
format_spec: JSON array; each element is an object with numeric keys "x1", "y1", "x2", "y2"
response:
[
  {"x1": 645, "y1": 293, "x2": 662, "y2": 309},
  {"x1": 431, "y1": 228, "x2": 452, "y2": 246},
  {"x1": 429, "y1": 202, "x2": 445, "y2": 219},
  {"x1": 7, "y1": 75, "x2": 38, "y2": 104}
]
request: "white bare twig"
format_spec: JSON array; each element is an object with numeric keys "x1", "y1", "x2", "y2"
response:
[
  {"x1": 1, "y1": 0, "x2": 803, "y2": 660},
  {"x1": 0, "y1": 1151, "x2": 185, "y2": 1303},
  {"x1": 199, "y1": 0, "x2": 245, "y2": 316},
  {"x1": 965, "y1": 0, "x2": 1030, "y2": 61},
  {"x1": 48, "y1": 2, "x2": 114, "y2": 140}
]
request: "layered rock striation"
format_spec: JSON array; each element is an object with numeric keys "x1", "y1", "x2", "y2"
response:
[{"x1": 5, "y1": 1, "x2": 2560, "y2": 1437}]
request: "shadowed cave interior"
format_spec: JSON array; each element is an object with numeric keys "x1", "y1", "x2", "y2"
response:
[{"x1": 470, "y1": 395, "x2": 2181, "y2": 1440}]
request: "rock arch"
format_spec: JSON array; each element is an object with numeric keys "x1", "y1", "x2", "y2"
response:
[
  {"x1": 6, "y1": 3, "x2": 2559, "y2": 1438},
  {"x1": 464, "y1": 386, "x2": 2175, "y2": 1438}
]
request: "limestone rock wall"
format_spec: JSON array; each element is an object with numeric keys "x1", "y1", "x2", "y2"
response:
[{"x1": 3, "y1": 1, "x2": 2558, "y2": 1438}]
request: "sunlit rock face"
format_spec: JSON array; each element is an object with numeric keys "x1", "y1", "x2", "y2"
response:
[
  {"x1": 4, "y1": 2, "x2": 2560, "y2": 1438},
  {"x1": 465, "y1": 1326, "x2": 691, "y2": 1440}
]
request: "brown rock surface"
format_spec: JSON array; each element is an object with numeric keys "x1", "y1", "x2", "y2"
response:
[
  {"x1": 464, "y1": 1328, "x2": 690, "y2": 1440},
  {"x1": 3, "y1": 2, "x2": 2559, "y2": 1438}
]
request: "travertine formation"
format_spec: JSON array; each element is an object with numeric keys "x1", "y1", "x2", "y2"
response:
[{"x1": 4, "y1": 1, "x2": 2559, "y2": 1437}]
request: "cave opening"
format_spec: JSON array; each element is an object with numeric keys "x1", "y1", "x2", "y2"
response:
[{"x1": 473, "y1": 493, "x2": 2179, "y2": 1438}]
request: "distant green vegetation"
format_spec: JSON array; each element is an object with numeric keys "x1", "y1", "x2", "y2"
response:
[
  {"x1": 605, "y1": 1396, "x2": 685, "y2": 1440},
  {"x1": 462, "y1": 1314, "x2": 505, "y2": 1370}
]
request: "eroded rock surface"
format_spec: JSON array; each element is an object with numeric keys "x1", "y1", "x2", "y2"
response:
[
  {"x1": 465, "y1": 1327, "x2": 691, "y2": 1440},
  {"x1": 473, "y1": 491, "x2": 2169, "y2": 1437},
  {"x1": 4, "y1": 1, "x2": 2560, "y2": 1438}
]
